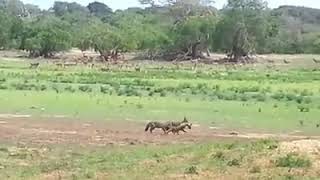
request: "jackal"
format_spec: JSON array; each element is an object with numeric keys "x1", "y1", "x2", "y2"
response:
[
  {"x1": 145, "y1": 117, "x2": 189, "y2": 133},
  {"x1": 166, "y1": 123, "x2": 192, "y2": 135}
]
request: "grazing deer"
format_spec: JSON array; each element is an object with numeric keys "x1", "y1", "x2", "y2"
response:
[
  {"x1": 267, "y1": 59, "x2": 275, "y2": 63},
  {"x1": 299, "y1": 120, "x2": 304, "y2": 126},
  {"x1": 55, "y1": 62, "x2": 64, "y2": 68},
  {"x1": 135, "y1": 66, "x2": 141, "y2": 72},
  {"x1": 63, "y1": 61, "x2": 78, "y2": 67},
  {"x1": 283, "y1": 59, "x2": 291, "y2": 64},
  {"x1": 29, "y1": 62, "x2": 40, "y2": 69},
  {"x1": 313, "y1": 58, "x2": 320, "y2": 64}
]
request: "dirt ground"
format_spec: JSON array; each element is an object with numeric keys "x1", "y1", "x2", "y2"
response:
[{"x1": 0, "y1": 116, "x2": 319, "y2": 147}]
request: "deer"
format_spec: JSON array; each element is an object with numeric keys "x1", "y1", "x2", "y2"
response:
[
  {"x1": 283, "y1": 59, "x2": 291, "y2": 64},
  {"x1": 313, "y1": 58, "x2": 320, "y2": 64},
  {"x1": 29, "y1": 62, "x2": 40, "y2": 69}
]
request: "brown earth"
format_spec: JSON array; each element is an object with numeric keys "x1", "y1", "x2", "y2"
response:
[{"x1": 0, "y1": 117, "x2": 319, "y2": 147}]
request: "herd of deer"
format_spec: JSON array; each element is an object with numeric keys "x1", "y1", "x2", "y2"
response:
[
  {"x1": 29, "y1": 54, "x2": 128, "y2": 69},
  {"x1": 29, "y1": 57, "x2": 320, "y2": 69}
]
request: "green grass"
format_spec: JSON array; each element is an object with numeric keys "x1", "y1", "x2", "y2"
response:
[
  {"x1": 0, "y1": 90, "x2": 319, "y2": 133},
  {"x1": 0, "y1": 58, "x2": 320, "y2": 134},
  {"x1": 0, "y1": 140, "x2": 317, "y2": 180}
]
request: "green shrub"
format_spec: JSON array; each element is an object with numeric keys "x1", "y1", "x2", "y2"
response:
[
  {"x1": 160, "y1": 91, "x2": 167, "y2": 97},
  {"x1": 275, "y1": 153, "x2": 311, "y2": 168},
  {"x1": 65, "y1": 86, "x2": 76, "y2": 93},
  {"x1": 249, "y1": 166, "x2": 261, "y2": 173},
  {"x1": 148, "y1": 91, "x2": 154, "y2": 97},
  {"x1": 254, "y1": 94, "x2": 267, "y2": 102},
  {"x1": 13, "y1": 83, "x2": 33, "y2": 91},
  {"x1": 38, "y1": 84, "x2": 47, "y2": 91},
  {"x1": 271, "y1": 92, "x2": 285, "y2": 101},
  {"x1": 285, "y1": 94, "x2": 297, "y2": 101},
  {"x1": 300, "y1": 89, "x2": 311, "y2": 96},
  {"x1": 239, "y1": 94, "x2": 249, "y2": 101},
  {"x1": 227, "y1": 158, "x2": 240, "y2": 166},
  {"x1": 185, "y1": 166, "x2": 198, "y2": 175},
  {"x1": 212, "y1": 151, "x2": 225, "y2": 160},
  {"x1": 79, "y1": 85, "x2": 92, "y2": 93},
  {"x1": 0, "y1": 84, "x2": 7, "y2": 90},
  {"x1": 303, "y1": 97, "x2": 312, "y2": 104},
  {"x1": 297, "y1": 105, "x2": 310, "y2": 112},
  {"x1": 295, "y1": 96, "x2": 304, "y2": 104},
  {"x1": 0, "y1": 78, "x2": 6, "y2": 82},
  {"x1": 100, "y1": 86, "x2": 110, "y2": 94},
  {"x1": 136, "y1": 104, "x2": 144, "y2": 109}
]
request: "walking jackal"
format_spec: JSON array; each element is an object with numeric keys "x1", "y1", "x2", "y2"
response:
[
  {"x1": 145, "y1": 117, "x2": 189, "y2": 133},
  {"x1": 166, "y1": 123, "x2": 192, "y2": 135}
]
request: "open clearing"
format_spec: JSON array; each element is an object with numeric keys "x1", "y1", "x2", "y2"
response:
[
  {"x1": 0, "y1": 116, "x2": 320, "y2": 179},
  {"x1": 0, "y1": 116, "x2": 319, "y2": 146}
]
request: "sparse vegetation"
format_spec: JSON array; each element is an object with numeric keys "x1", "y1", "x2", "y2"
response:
[{"x1": 276, "y1": 153, "x2": 312, "y2": 168}]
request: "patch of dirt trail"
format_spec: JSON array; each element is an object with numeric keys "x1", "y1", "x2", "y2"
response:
[{"x1": 0, "y1": 117, "x2": 319, "y2": 147}]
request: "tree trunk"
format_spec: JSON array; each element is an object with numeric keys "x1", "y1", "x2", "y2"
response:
[{"x1": 191, "y1": 41, "x2": 201, "y2": 59}]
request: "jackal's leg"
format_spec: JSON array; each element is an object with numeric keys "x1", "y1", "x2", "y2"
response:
[{"x1": 150, "y1": 127, "x2": 155, "y2": 133}]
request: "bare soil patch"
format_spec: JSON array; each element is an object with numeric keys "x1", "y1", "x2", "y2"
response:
[{"x1": 0, "y1": 117, "x2": 319, "y2": 147}]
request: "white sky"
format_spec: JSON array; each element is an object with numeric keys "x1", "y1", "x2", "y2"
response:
[{"x1": 21, "y1": 0, "x2": 320, "y2": 10}]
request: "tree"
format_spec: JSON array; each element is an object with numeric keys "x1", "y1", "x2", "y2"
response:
[
  {"x1": 87, "y1": 1, "x2": 113, "y2": 20},
  {"x1": 53, "y1": 1, "x2": 88, "y2": 16},
  {"x1": 24, "y1": 4, "x2": 41, "y2": 17},
  {"x1": 139, "y1": 0, "x2": 156, "y2": 7},
  {"x1": 171, "y1": 15, "x2": 216, "y2": 59},
  {"x1": 0, "y1": 9, "x2": 23, "y2": 49},
  {"x1": 73, "y1": 19, "x2": 102, "y2": 56},
  {"x1": 214, "y1": 0, "x2": 276, "y2": 62},
  {"x1": 0, "y1": 10, "x2": 11, "y2": 49},
  {"x1": 20, "y1": 15, "x2": 72, "y2": 57}
]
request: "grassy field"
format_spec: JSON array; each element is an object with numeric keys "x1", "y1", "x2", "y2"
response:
[
  {"x1": 1, "y1": 53, "x2": 320, "y2": 179},
  {"x1": 0, "y1": 57, "x2": 319, "y2": 133},
  {"x1": 0, "y1": 140, "x2": 318, "y2": 180}
]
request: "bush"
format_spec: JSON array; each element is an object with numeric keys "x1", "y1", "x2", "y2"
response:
[
  {"x1": 300, "y1": 89, "x2": 312, "y2": 96},
  {"x1": 239, "y1": 94, "x2": 249, "y2": 101},
  {"x1": 148, "y1": 91, "x2": 154, "y2": 97},
  {"x1": 79, "y1": 85, "x2": 92, "y2": 93},
  {"x1": 65, "y1": 86, "x2": 76, "y2": 93},
  {"x1": 212, "y1": 151, "x2": 225, "y2": 160},
  {"x1": 100, "y1": 86, "x2": 110, "y2": 94},
  {"x1": 0, "y1": 78, "x2": 6, "y2": 82},
  {"x1": 249, "y1": 166, "x2": 261, "y2": 173},
  {"x1": 13, "y1": 83, "x2": 33, "y2": 91},
  {"x1": 160, "y1": 91, "x2": 167, "y2": 97},
  {"x1": 227, "y1": 159, "x2": 240, "y2": 166},
  {"x1": 285, "y1": 94, "x2": 297, "y2": 101},
  {"x1": 271, "y1": 92, "x2": 285, "y2": 101},
  {"x1": 297, "y1": 105, "x2": 310, "y2": 112},
  {"x1": 254, "y1": 94, "x2": 267, "y2": 102},
  {"x1": 136, "y1": 104, "x2": 144, "y2": 109},
  {"x1": 295, "y1": 96, "x2": 304, "y2": 104},
  {"x1": 275, "y1": 153, "x2": 311, "y2": 168},
  {"x1": 303, "y1": 97, "x2": 312, "y2": 104},
  {"x1": 185, "y1": 166, "x2": 198, "y2": 175},
  {"x1": 38, "y1": 84, "x2": 47, "y2": 91},
  {"x1": 0, "y1": 84, "x2": 7, "y2": 90}
]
